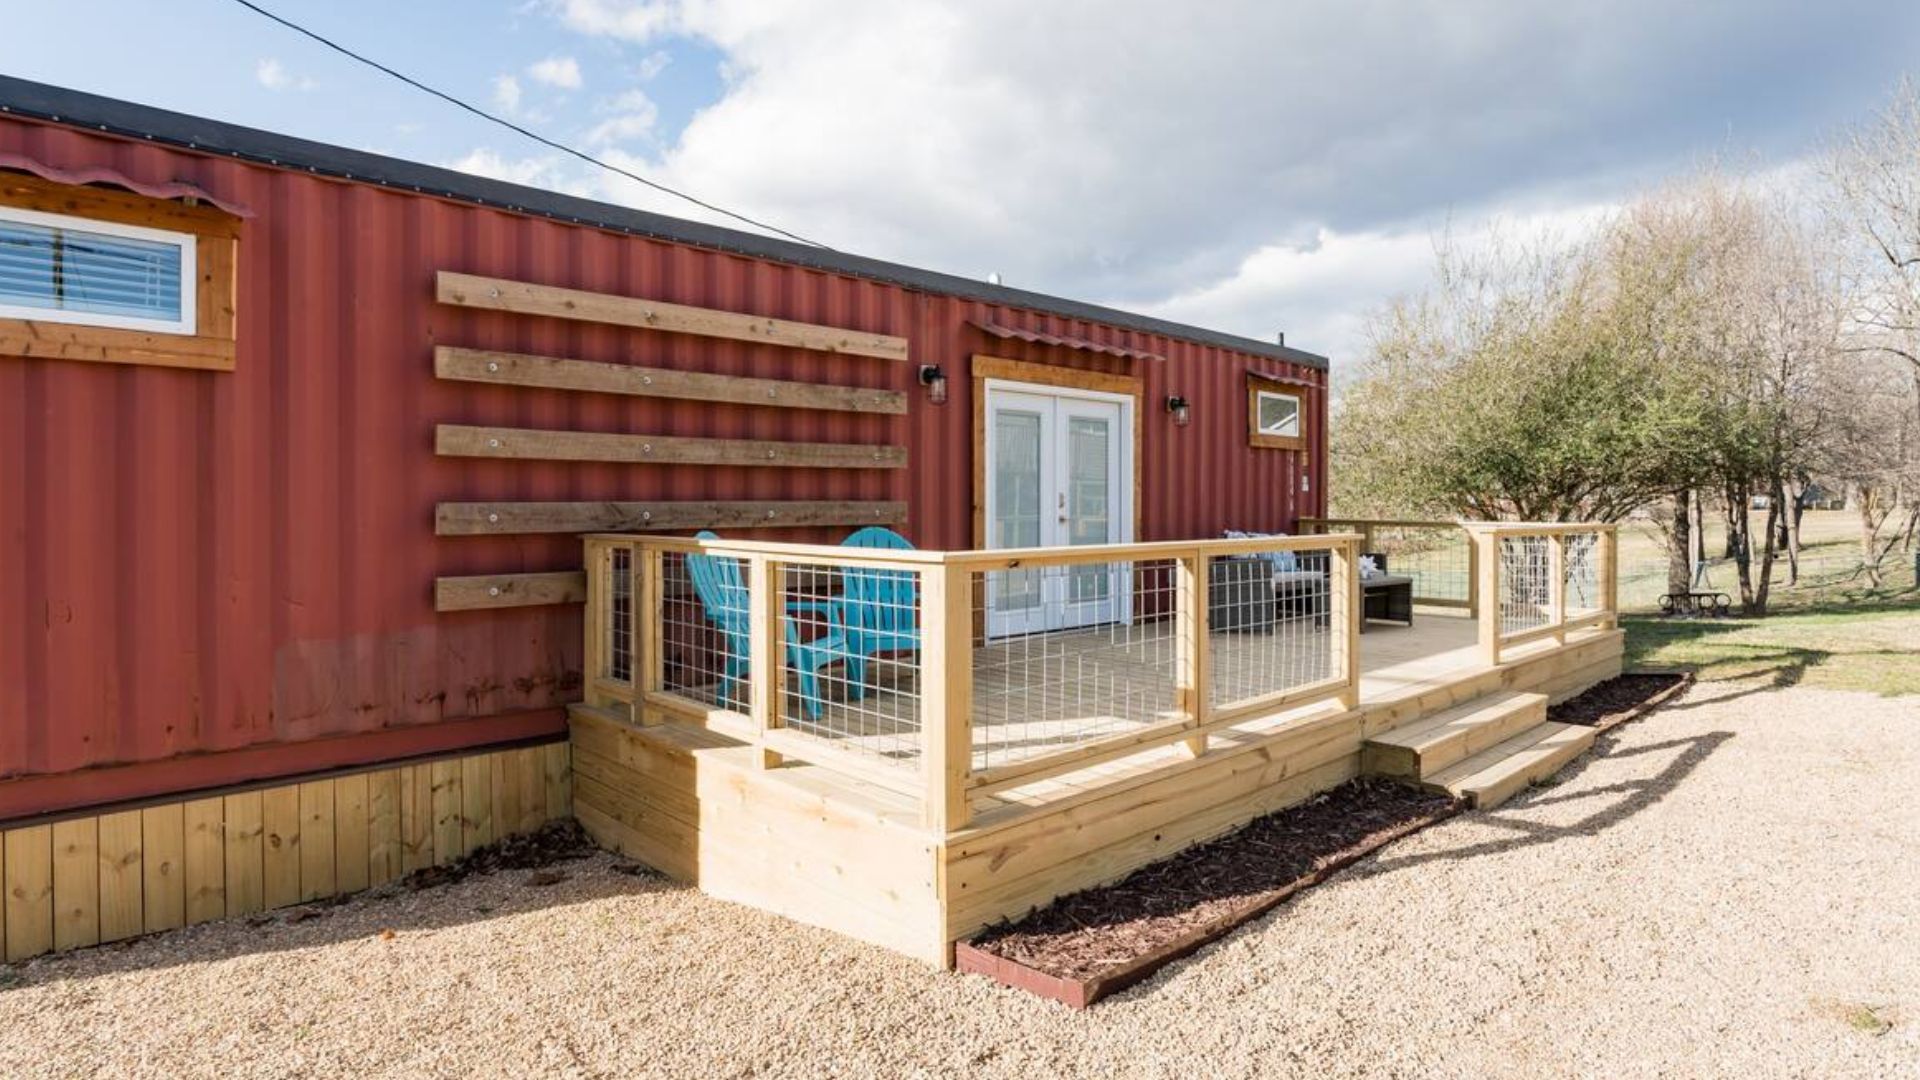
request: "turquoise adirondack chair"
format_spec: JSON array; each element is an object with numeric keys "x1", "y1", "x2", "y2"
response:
[
  {"x1": 683, "y1": 531, "x2": 850, "y2": 721},
  {"x1": 833, "y1": 526, "x2": 923, "y2": 692}
]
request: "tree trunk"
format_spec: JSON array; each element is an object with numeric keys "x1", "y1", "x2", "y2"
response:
[
  {"x1": 1690, "y1": 489, "x2": 1708, "y2": 586},
  {"x1": 1725, "y1": 481, "x2": 1756, "y2": 610},
  {"x1": 1859, "y1": 483, "x2": 1887, "y2": 588},
  {"x1": 1666, "y1": 490, "x2": 1693, "y2": 597},
  {"x1": 1784, "y1": 478, "x2": 1805, "y2": 585},
  {"x1": 1753, "y1": 482, "x2": 1781, "y2": 616}
]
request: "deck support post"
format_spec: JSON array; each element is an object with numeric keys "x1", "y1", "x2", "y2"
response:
[
  {"x1": 1175, "y1": 554, "x2": 1211, "y2": 757},
  {"x1": 1330, "y1": 538, "x2": 1362, "y2": 711},
  {"x1": 921, "y1": 562, "x2": 973, "y2": 833},
  {"x1": 583, "y1": 538, "x2": 610, "y2": 709},
  {"x1": 1548, "y1": 534, "x2": 1567, "y2": 644},
  {"x1": 747, "y1": 555, "x2": 785, "y2": 769},
  {"x1": 1599, "y1": 527, "x2": 1619, "y2": 629},
  {"x1": 639, "y1": 545, "x2": 664, "y2": 698},
  {"x1": 1472, "y1": 529, "x2": 1502, "y2": 666}
]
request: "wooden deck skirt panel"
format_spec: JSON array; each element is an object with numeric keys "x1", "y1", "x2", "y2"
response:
[{"x1": 0, "y1": 742, "x2": 571, "y2": 964}]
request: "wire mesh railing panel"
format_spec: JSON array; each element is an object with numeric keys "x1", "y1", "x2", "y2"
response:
[
  {"x1": 658, "y1": 548, "x2": 751, "y2": 717},
  {"x1": 1208, "y1": 548, "x2": 1336, "y2": 710},
  {"x1": 1563, "y1": 532, "x2": 1601, "y2": 616},
  {"x1": 1498, "y1": 535, "x2": 1553, "y2": 636},
  {"x1": 608, "y1": 546, "x2": 633, "y2": 683},
  {"x1": 778, "y1": 560, "x2": 923, "y2": 764},
  {"x1": 970, "y1": 559, "x2": 1180, "y2": 774},
  {"x1": 1368, "y1": 525, "x2": 1472, "y2": 606}
]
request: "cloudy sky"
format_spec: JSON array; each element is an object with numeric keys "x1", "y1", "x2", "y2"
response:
[{"x1": 7, "y1": 0, "x2": 1919, "y2": 363}]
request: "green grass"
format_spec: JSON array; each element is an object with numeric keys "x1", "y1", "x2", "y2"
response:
[{"x1": 1624, "y1": 553, "x2": 1920, "y2": 696}]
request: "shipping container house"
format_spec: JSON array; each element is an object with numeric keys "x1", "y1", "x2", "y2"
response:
[{"x1": 0, "y1": 78, "x2": 1623, "y2": 967}]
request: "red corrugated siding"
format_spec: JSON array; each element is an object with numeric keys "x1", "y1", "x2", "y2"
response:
[{"x1": 0, "y1": 115, "x2": 1325, "y2": 813}]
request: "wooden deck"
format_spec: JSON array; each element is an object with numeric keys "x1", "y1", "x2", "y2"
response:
[{"x1": 570, "y1": 526, "x2": 1625, "y2": 966}]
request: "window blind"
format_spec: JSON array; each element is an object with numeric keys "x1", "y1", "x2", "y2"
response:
[{"x1": 0, "y1": 216, "x2": 187, "y2": 325}]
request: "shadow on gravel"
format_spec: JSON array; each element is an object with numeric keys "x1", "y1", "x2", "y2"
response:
[
  {"x1": 1357, "y1": 729, "x2": 1734, "y2": 876},
  {"x1": 0, "y1": 827, "x2": 677, "y2": 991}
]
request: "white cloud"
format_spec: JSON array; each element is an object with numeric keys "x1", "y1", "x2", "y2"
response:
[
  {"x1": 491, "y1": 74, "x2": 523, "y2": 115},
  {"x1": 1137, "y1": 202, "x2": 1618, "y2": 365},
  {"x1": 585, "y1": 89, "x2": 659, "y2": 147},
  {"x1": 540, "y1": 1, "x2": 1918, "y2": 363},
  {"x1": 549, "y1": 0, "x2": 680, "y2": 42},
  {"x1": 254, "y1": 58, "x2": 312, "y2": 92},
  {"x1": 446, "y1": 148, "x2": 564, "y2": 187},
  {"x1": 528, "y1": 55, "x2": 583, "y2": 90},
  {"x1": 635, "y1": 49, "x2": 672, "y2": 81}
]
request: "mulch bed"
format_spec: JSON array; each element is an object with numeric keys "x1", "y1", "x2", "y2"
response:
[
  {"x1": 959, "y1": 778, "x2": 1461, "y2": 1007},
  {"x1": 1548, "y1": 671, "x2": 1692, "y2": 731}
]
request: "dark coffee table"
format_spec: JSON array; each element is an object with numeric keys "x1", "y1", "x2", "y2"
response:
[{"x1": 1360, "y1": 574, "x2": 1414, "y2": 632}]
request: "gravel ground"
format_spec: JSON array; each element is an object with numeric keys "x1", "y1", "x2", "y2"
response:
[{"x1": 3, "y1": 679, "x2": 1917, "y2": 1079}]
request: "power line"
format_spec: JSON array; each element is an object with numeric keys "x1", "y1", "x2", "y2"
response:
[{"x1": 226, "y1": 0, "x2": 833, "y2": 249}]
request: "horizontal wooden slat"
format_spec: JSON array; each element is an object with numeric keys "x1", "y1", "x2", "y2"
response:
[
  {"x1": 437, "y1": 499, "x2": 909, "y2": 536},
  {"x1": 436, "y1": 424, "x2": 906, "y2": 469},
  {"x1": 434, "y1": 346, "x2": 906, "y2": 414},
  {"x1": 435, "y1": 571, "x2": 589, "y2": 611},
  {"x1": 437, "y1": 272, "x2": 910, "y2": 362}
]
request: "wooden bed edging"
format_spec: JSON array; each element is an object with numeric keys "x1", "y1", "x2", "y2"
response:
[
  {"x1": 1586, "y1": 670, "x2": 1695, "y2": 734},
  {"x1": 953, "y1": 797, "x2": 1468, "y2": 1009}
]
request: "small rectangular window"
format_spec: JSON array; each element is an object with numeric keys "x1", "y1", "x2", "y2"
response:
[
  {"x1": 1255, "y1": 390, "x2": 1300, "y2": 437},
  {"x1": 0, "y1": 206, "x2": 196, "y2": 335}
]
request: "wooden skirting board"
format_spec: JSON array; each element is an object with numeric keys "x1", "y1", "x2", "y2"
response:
[
  {"x1": 435, "y1": 499, "x2": 908, "y2": 537},
  {"x1": 435, "y1": 346, "x2": 906, "y2": 415},
  {"x1": 436, "y1": 424, "x2": 907, "y2": 469},
  {"x1": 437, "y1": 272, "x2": 910, "y2": 362},
  {"x1": 0, "y1": 742, "x2": 570, "y2": 964}
]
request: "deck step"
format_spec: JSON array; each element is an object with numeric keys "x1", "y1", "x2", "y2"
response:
[
  {"x1": 1423, "y1": 721, "x2": 1596, "y2": 809},
  {"x1": 1361, "y1": 690, "x2": 1548, "y2": 779}
]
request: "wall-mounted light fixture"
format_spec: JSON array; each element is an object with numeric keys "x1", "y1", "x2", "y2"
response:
[
  {"x1": 918, "y1": 364, "x2": 948, "y2": 405},
  {"x1": 1165, "y1": 394, "x2": 1191, "y2": 427}
]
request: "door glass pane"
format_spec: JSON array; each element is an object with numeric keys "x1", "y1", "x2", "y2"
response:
[
  {"x1": 992, "y1": 409, "x2": 1044, "y2": 612},
  {"x1": 1067, "y1": 416, "x2": 1111, "y2": 603}
]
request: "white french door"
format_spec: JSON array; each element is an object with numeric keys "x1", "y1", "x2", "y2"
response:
[{"x1": 984, "y1": 382, "x2": 1132, "y2": 637}]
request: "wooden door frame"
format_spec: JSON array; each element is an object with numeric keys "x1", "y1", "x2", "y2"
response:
[{"x1": 969, "y1": 354, "x2": 1144, "y2": 551}]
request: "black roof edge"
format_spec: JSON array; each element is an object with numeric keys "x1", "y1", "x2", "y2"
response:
[{"x1": 0, "y1": 76, "x2": 1328, "y2": 371}]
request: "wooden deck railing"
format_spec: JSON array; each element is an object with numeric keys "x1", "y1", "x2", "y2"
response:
[
  {"x1": 582, "y1": 532, "x2": 1363, "y2": 832},
  {"x1": 1460, "y1": 522, "x2": 1619, "y2": 665},
  {"x1": 1299, "y1": 517, "x2": 1479, "y2": 615}
]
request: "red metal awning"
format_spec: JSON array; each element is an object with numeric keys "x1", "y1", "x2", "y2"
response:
[
  {"x1": 0, "y1": 152, "x2": 253, "y2": 217},
  {"x1": 970, "y1": 318, "x2": 1165, "y2": 363}
]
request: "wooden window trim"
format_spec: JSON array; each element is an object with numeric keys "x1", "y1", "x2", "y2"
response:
[
  {"x1": 0, "y1": 172, "x2": 238, "y2": 372},
  {"x1": 1247, "y1": 381, "x2": 1306, "y2": 451}
]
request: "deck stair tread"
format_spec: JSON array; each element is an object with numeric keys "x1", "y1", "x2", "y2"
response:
[
  {"x1": 1424, "y1": 721, "x2": 1595, "y2": 809},
  {"x1": 1362, "y1": 690, "x2": 1548, "y2": 778}
]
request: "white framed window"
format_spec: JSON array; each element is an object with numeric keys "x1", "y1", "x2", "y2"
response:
[
  {"x1": 1254, "y1": 388, "x2": 1301, "y2": 437},
  {"x1": 0, "y1": 205, "x2": 197, "y2": 335}
]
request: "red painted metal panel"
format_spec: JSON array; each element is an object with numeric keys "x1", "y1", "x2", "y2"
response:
[{"x1": 0, "y1": 114, "x2": 1326, "y2": 813}]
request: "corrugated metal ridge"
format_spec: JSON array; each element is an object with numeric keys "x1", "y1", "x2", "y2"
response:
[
  {"x1": 0, "y1": 149, "x2": 254, "y2": 216},
  {"x1": 0, "y1": 75, "x2": 1329, "y2": 370},
  {"x1": 969, "y1": 318, "x2": 1165, "y2": 362}
]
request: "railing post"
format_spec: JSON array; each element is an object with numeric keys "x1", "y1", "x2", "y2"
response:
[
  {"x1": 746, "y1": 555, "x2": 784, "y2": 769},
  {"x1": 1548, "y1": 532, "x2": 1567, "y2": 644},
  {"x1": 1463, "y1": 526, "x2": 1480, "y2": 620},
  {"x1": 920, "y1": 561, "x2": 973, "y2": 833},
  {"x1": 1330, "y1": 538, "x2": 1361, "y2": 711},
  {"x1": 1473, "y1": 528, "x2": 1502, "y2": 666},
  {"x1": 1175, "y1": 552, "x2": 1211, "y2": 757},
  {"x1": 639, "y1": 544, "x2": 664, "y2": 698},
  {"x1": 1599, "y1": 527, "x2": 1619, "y2": 628},
  {"x1": 583, "y1": 538, "x2": 609, "y2": 708}
]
